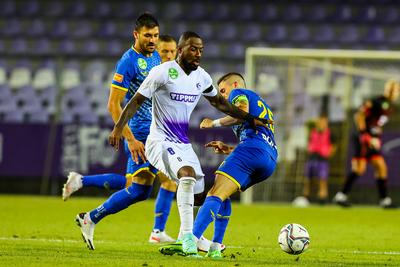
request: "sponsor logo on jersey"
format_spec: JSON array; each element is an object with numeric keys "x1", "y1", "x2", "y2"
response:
[
  {"x1": 170, "y1": 92, "x2": 197, "y2": 102},
  {"x1": 113, "y1": 73, "x2": 124, "y2": 83},
  {"x1": 138, "y1": 58, "x2": 147, "y2": 70},
  {"x1": 168, "y1": 68, "x2": 178, "y2": 79}
]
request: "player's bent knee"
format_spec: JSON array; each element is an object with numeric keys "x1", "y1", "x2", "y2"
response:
[{"x1": 177, "y1": 166, "x2": 196, "y2": 178}]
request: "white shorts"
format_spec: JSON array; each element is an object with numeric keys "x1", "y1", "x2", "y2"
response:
[{"x1": 145, "y1": 138, "x2": 205, "y2": 194}]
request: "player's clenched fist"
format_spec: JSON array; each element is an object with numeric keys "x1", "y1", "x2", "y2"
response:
[{"x1": 200, "y1": 118, "x2": 214, "y2": 128}]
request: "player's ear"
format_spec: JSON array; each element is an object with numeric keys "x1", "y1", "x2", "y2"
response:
[{"x1": 133, "y1": 30, "x2": 139, "y2": 40}]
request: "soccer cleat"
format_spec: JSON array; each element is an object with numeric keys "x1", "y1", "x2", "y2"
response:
[
  {"x1": 149, "y1": 230, "x2": 176, "y2": 243},
  {"x1": 380, "y1": 197, "x2": 397, "y2": 209},
  {"x1": 292, "y1": 196, "x2": 310, "y2": 208},
  {"x1": 333, "y1": 192, "x2": 351, "y2": 207},
  {"x1": 62, "y1": 172, "x2": 83, "y2": 201},
  {"x1": 158, "y1": 240, "x2": 184, "y2": 256},
  {"x1": 197, "y1": 236, "x2": 226, "y2": 253},
  {"x1": 205, "y1": 249, "x2": 223, "y2": 259},
  {"x1": 75, "y1": 212, "x2": 95, "y2": 250},
  {"x1": 181, "y1": 233, "x2": 198, "y2": 256}
]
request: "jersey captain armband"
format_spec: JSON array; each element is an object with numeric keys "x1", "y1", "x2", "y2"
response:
[{"x1": 202, "y1": 85, "x2": 217, "y2": 97}]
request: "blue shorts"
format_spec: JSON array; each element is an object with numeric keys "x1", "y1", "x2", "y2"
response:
[
  {"x1": 124, "y1": 139, "x2": 158, "y2": 178},
  {"x1": 304, "y1": 159, "x2": 329, "y2": 180},
  {"x1": 216, "y1": 142, "x2": 277, "y2": 191}
]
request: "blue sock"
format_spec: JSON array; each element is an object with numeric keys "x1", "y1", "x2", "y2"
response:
[
  {"x1": 82, "y1": 173, "x2": 126, "y2": 190},
  {"x1": 153, "y1": 188, "x2": 175, "y2": 231},
  {"x1": 193, "y1": 196, "x2": 222, "y2": 239},
  {"x1": 213, "y1": 198, "x2": 231, "y2": 244},
  {"x1": 89, "y1": 183, "x2": 152, "y2": 224}
]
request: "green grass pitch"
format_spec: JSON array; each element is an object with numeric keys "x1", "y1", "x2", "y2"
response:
[{"x1": 0, "y1": 195, "x2": 399, "y2": 266}]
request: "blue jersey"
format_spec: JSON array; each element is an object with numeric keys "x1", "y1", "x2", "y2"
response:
[
  {"x1": 228, "y1": 88, "x2": 277, "y2": 161},
  {"x1": 111, "y1": 46, "x2": 161, "y2": 141}
]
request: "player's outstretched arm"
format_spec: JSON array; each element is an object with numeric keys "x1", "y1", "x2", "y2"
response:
[
  {"x1": 204, "y1": 93, "x2": 273, "y2": 126},
  {"x1": 109, "y1": 92, "x2": 147, "y2": 162},
  {"x1": 200, "y1": 116, "x2": 240, "y2": 128}
]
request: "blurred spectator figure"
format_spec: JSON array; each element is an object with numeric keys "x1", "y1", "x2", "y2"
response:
[{"x1": 293, "y1": 114, "x2": 335, "y2": 207}]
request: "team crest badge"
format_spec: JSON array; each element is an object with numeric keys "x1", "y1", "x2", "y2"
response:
[
  {"x1": 169, "y1": 68, "x2": 179, "y2": 79},
  {"x1": 138, "y1": 58, "x2": 147, "y2": 70}
]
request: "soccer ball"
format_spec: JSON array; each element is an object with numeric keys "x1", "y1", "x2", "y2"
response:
[{"x1": 278, "y1": 223, "x2": 310, "y2": 255}]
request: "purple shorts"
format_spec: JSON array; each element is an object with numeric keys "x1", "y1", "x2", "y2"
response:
[{"x1": 304, "y1": 159, "x2": 329, "y2": 180}]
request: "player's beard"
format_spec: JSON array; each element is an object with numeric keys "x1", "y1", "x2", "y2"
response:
[
  {"x1": 140, "y1": 41, "x2": 156, "y2": 55},
  {"x1": 182, "y1": 58, "x2": 199, "y2": 71}
]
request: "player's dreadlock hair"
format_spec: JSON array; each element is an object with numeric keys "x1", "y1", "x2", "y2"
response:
[
  {"x1": 159, "y1": 34, "x2": 176, "y2": 43},
  {"x1": 135, "y1": 12, "x2": 159, "y2": 31},
  {"x1": 178, "y1": 31, "x2": 202, "y2": 47},
  {"x1": 217, "y1": 72, "x2": 247, "y2": 88}
]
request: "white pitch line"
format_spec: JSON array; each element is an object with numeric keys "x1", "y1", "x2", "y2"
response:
[{"x1": 1, "y1": 237, "x2": 400, "y2": 256}]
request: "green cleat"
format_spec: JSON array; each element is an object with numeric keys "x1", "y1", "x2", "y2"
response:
[
  {"x1": 205, "y1": 250, "x2": 223, "y2": 259},
  {"x1": 181, "y1": 233, "x2": 199, "y2": 256},
  {"x1": 159, "y1": 241, "x2": 183, "y2": 256}
]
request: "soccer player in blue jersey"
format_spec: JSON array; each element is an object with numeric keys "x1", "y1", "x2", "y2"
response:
[
  {"x1": 63, "y1": 30, "x2": 178, "y2": 245},
  {"x1": 68, "y1": 13, "x2": 178, "y2": 250},
  {"x1": 194, "y1": 72, "x2": 277, "y2": 258}
]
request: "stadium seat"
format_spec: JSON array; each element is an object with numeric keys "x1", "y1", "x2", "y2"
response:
[
  {"x1": 185, "y1": 2, "x2": 206, "y2": 20},
  {"x1": 105, "y1": 39, "x2": 123, "y2": 57},
  {"x1": 91, "y1": 2, "x2": 112, "y2": 18},
  {"x1": 9, "y1": 61, "x2": 32, "y2": 90},
  {"x1": 257, "y1": 4, "x2": 279, "y2": 22},
  {"x1": 10, "y1": 38, "x2": 29, "y2": 55},
  {"x1": 51, "y1": 20, "x2": 69, "y2": 38},
  {"x1": 379, "y1": 7, "x2": 400, "y2": 24},
  {"x1": 3, "y1": 109, "x2": 24, "y2": 123},
  {"x1": 195, "y1": 23, "x2": 213, "y2": 41},
  {"x1": 82, "y1": 40, "x2": 101, "y2": 55},
  {"x1": 45, "y1": 2, "x2": 64, "y2": 17},
  {"x1": 356, "y1": 6, "x2": 377, "y2": 23},
  {"x1": 306, "y1": 5, "x2": 328, "y2": 22},
  {"x1": 363, "y1": 26, "x2": 385, "y2": 44},
  {"x1": 2, "y1": 19, "x2": 22, "y2": 37},
  {"x1": 18, "y1": 0, "x2": 40, "y2": 17},
  {"x1": 27, "y1": 19, "x2": 46, "y2": 37},
  {"x1": 203, "y1": 41, "x2": 220, "y2": 59},
  {"x1": 60, "y1": 61, "x2": 81, "y2": 90},
  {"x1": 266, "y1": 24, "x2": 287, "y2": 42},
  {"x1": 59, "y1": 39, "x2": 77, "y2": 55},
  {"x1": 97, "y1": 22, "x2": 117, "y2": 38},
  {"x1": 32, "y1": 60, "x2": 57, "y2": 90},
  {"x1": 330, "y1": 5, "x2": 354, "y2": 23},
  {"x1": 68, "y1": 2, "x2": 87, "y2": 17},
  {"x1": 338, "y1": 25, "x2": 360, "y2": 44},
  {"x1": 71, "y1": 21, "x2": 92, "y2": 38},
  {"x1": 211, "y1": 3, "x2": 230, "y2": 21},
  {"x1": 83, "y1": 61, "x2": 107, "y2": 86},
  {"x1": 289, "y1": 24, "x2": 311, "y2": 43},
  {"x1": 118, "y1": 2, "x2": 136, "y2": 19},
  {"x1": 0, "y1": 0, "x2": 16, "y2": 17},
  {"x1": 163, "y1": 2, "x2": 183, "y2": 20},
  {"x1": 29, "y1": 109, "x2": 50, "y2": 123},
  {"x1": 312, "y1": 25, "x2": 335, "y2": 43},
  {"x1": 227, "y1": 43, "x2": 245, "y2": 60},
  {"x1": 242, "y1": 24, "x2": 262, "y2": 42},
  {"x1": 283, "y1": 5, "x2": 303, "y2": 22},
  {"x1": 32, "y1": 38, "x2": 53, "y2": 55}
]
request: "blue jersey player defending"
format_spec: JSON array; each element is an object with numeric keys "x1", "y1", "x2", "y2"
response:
[
  {"x1": 65, "y1": 13, "x2": 177, "y2": 250},
  {"x1": 193, "y1": 73, "x2": 277, "y2": 258}
]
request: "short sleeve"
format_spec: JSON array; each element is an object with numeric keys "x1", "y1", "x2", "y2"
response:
[
  {"x1": 228, "y1": 89, "x2": 248, "y2": 105},
  {"x1": 111, "y1": 58, "x2": 135, "y2": 92},
  {"x1": 201, "y1": 70, "x2": 217, "y2": 97},
  {"x1": 137, "y1": 65, "x2": 167, "y2": 98}
]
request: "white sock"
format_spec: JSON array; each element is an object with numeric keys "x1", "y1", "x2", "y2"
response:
[{"x1": 176, "y1": 177, "x2": 196, "y2": 235}]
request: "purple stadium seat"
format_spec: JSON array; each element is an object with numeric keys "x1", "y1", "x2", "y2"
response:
[
  {"x1": 2, "y1": 19, "x2": 22, "y2": 36},
  {"x1": 187, "y1": 3, "x2": 206, "y2": 20},
  {"x1": 32, "y1": 38, "x2": 52, "y2": 55},
  {"x1": 313, "y1": 25, "x2": 335, "y2": 43},
  {"x1": 216, "y1": 24, "x2": 237, "y2": 41},
  {"x1": 51, "y1": 20, "x2": 69, "y2": 38},
  {"x1": 380, "y1": 7, "x2": 400, "y2": 24},
  {"x1": 266, "y1": 24, "x2": 287, "y2": 42},
  {"x1": 283, "y1": 5, "x2": 303, "y2": 22},
  {"x1": 204, "y1": 42, "x2": 220, "y2": 59},
  {"x1": 364, "y1": 26, "x2": 385, "y2": 44},
  {"x1": 227, "y1": 43, "x2": 245, "y2": 59},
  {"x1": 68, "y1": 2, "x2": 87, "y2": 17},
  {"x1": 356, "y1": 6, "x2": 377, "y2": 23},
  {"x1": 92, "y1": 2, "x2": 111, "y2": 18},
  {"x1": 98, "y1": 21, "x2": 117, "y2": 38},
  {"x1": 29, "y1": 110, "x2": 50, "y2": 123},
  {"x1": 195, "y1": 23, "x2": 213, "y2": 40},
  {"x1": 71, "y1": 21, "x2": 92, "y2": 38},
  {"x1": 118, "y1": 2, "x2": 136, "y2": 19},
  {"x1": 78, "y1": 112, "x2": 98, "y2": 124},
  {"x1": 169, "y1": 23, "x2": 188, "y2": 40},
  {"x1": 386, "y1": 27, "x2": 400, "y2": 45},
  {"x1": 289, "y1": 24, "x2": 310, "y2": 43},
  {"x1": 242, "y1": 24, "x2": 262, "y2": 42},
  {"x1": 163, "y1": 2, "x2": 182, "y2": 20},
  {"x1": 83, "y1": 40, "x2": 101, "y2": 55},
  {"x1": 27, "y1": 19, "x2": 46, "y2": 37},
  {"x1": 0, "y1": 0, "x2": 16, "y2": 16},
  {"x1": 234, "y1": 4, "x2": 254, "y2": 21},
  {"x1": 0, "y1": 85, "x2": 12, "y2": 100},
  {"x1": 59, "y1": 39, "x2": 77, "y2": 55},
  {"x1": 306, "y1": 5, "x2": 328, "y2": 22},
  {"x1": 257, "y1": 4, "x2": 279, "y2": 22},
  {"x1": 19, "y1": 0, "x2": 39, "y2": 16},
  {"x1": 10, "y1": 38, "x2": 28, "y2": 54},
  {"x1": 4, "y1": 109, "x2": 24, "y2": 123},
  {"x1": 15, "y1": 85, "x2": 36, "y2": 101},
  {"x1": 212, "y1": 3, "x2": 230, "y2": 21},
  {"x1": 338, "y1": 25, "x2": 360, "y2": 43},
  {"x1": 331, "y1": 5, "x2": 353, "y2": 23},
  {"x1": 45, "y1": 2, "x2": 64, "y2": 17},
  {"x1": 105, "y1": 39, "x2": 122, "y2": 57}
]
